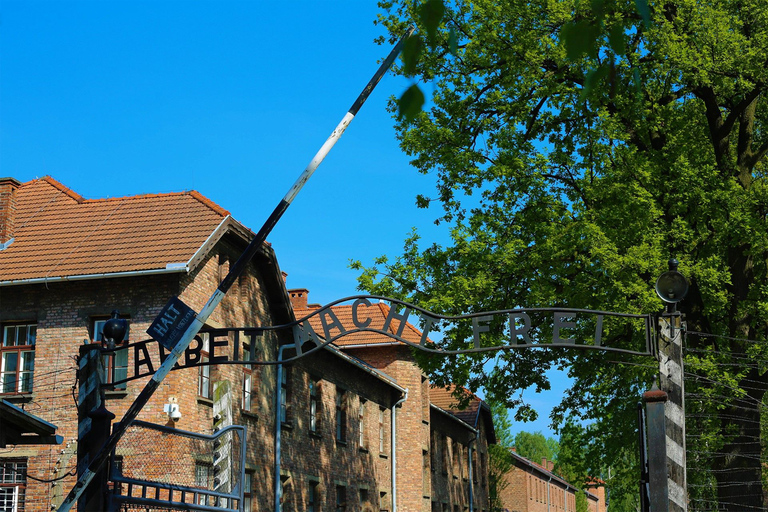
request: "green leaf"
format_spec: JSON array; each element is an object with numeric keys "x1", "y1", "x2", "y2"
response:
[
  {"x1": 416, "y1": 194, "x2": 431, "y2": 208},
  {"x1": 419, "y1": 0, "x2": 445, "y2": 44},
  {"x1": 582, "y1": 64, "x2": 610, "y2": 98},
  {"x1": 635, "y1": 0, "x2": 651, "y2": 28},
  {"x1": 398, "y1": 84, "x2": 425, "y2": 121},
  {"x1": 608, "y1": 23, "x2": 627, "y2": 55},
  {"x1": 561, "y1": 21, "x2": 601, "y2": 60},
  {"x1": 590, "y1": 0, "x2": 606, "y2": 21},
  {"x1": 402, "y1": 34, "x2": 424, "y2": 76},
  {"x1": 448, "y1": 27, "x2": 458, "y2": 56}
]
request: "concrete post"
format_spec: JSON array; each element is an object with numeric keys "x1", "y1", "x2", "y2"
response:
[
  {"x1": 658, "y1": 316, "x2": 687, "y2": 511},
  {"x1": 644, "y1": 385, "x2": 669, "y2": 512}
]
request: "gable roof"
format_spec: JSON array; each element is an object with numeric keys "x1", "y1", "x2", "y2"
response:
[{"x1": 0, "y1": 177, "x2": 250, "y2": 284}]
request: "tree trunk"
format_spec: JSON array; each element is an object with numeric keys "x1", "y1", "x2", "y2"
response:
[{"x1": 713, "y1": 367, "x2": 766, "y2": 510}]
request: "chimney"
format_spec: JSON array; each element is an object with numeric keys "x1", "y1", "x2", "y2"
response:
[
  {"x1": 0, "y1": 178, "x2": 20, "y2": 246},
  {"x1": 287, "y1": 288, "x2": 309, "y2": 310}
]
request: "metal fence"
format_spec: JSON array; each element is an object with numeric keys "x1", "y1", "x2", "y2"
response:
[{"x1": 108, "y1": 420, "x2": 246, "y2": 512}]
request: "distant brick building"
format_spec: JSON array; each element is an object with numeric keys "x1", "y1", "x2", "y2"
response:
[
  {"x1": 498, "y1": 450, "x2": 604, "y2": 512},
  {"x1": 290, "y1": 289, "x2": 497, "y2": 512},
  {"x1": 0, "y1": 177, "x2": 410, "y2": 511}
]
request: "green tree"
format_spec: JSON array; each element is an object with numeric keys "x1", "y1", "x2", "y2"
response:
[
  {"x1": 513, "y1": 431, "x2": 559, "y2": 465},
  {"x1": 359, "y1": 0, "x2": 768, "y2": 508}
]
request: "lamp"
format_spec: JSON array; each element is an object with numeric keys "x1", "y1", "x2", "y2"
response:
[{"x1": 655, "y1": 258, "x2": 689, "y2": 312}]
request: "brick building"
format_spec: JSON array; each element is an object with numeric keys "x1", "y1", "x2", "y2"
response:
[
  {"x1": 498, "y1": 450, "x2": 604, "y2": 512},
  {"x1": 0, "y1": 177, "x2": 412, "y2": 511},
  {"x1": 289, "y1": 289, "x2": 497, "y2": 512}
]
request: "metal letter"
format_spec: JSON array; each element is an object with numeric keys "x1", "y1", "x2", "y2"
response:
[
  {"x1": 352, "y1": 298, "x2": 373, "y2": 329},
  {"x1": 133, "y1": 342, "x2": 154, "y2": 377},
  {"x1": 509, "y1": 313, "x2": 532, "y2": 344},
  {"x1": 553, "y1": 312, "x2": 576, "y2": 344},
  {"x1": 382, "y1": 305, "x2": 412, "y2": 338},
  {"x1": 472, "y1": 316, "x2": 493, "y2": 349},
  {"x1": 318, "y1": 307, "x2": 347, "y2": 340}
]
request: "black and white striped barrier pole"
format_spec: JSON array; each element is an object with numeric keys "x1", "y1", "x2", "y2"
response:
[
  {"x1": 58, "y1": 26, "x2": 414, "y2": 512},
  {"x1": 658, "y1": 316, "x2": 687, "y2": 511}
]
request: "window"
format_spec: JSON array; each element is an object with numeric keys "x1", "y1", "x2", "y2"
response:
[
  {"x1": 378, "y1": 407, "x2": 385, "y2": 454},
  {"x1": 242, "y1": 473, "x2": 253, "y2": 511},
  {"x1": 358, "y1": 399, "x2": 367, "y2": 449},
  {"x1": 197, "y1": 333, "x2": 212, "y2": 399},
  {"x1": 309, "y1": 377, "x2": 320, "y2": 433},
  {"x1": 308, "y1": 480, "x2": 319, "y2": 512},
  {"x1": 335, "y1": 389, "x2": 347, "y2": 442},
  {"x1": 242, "y1": 339, "x2": 254, "y2": 412},
  {"x1": 1, "y1": 324, "x2": 36, "y2": 394},
  {"x1": 0, "y1": 460, "x2": 26, "y2": 511},
  {"x1": 335, "y1": 485, "x2": 346, "y2": 512},
  {"x1": 359, "y1": 488, "x2": 369, "y2": 507},
  {"x1": 93, "y1": 318, "x2": 129, "y2": 390},
  {"x1": 280, "y1": 367, "x2": 291, "y2": 424},
  {"x1": 195, "y1": 463, "x2": 213, "y2": 505}
]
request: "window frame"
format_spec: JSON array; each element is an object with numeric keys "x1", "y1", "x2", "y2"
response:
[
  {"x1": 358, "y1": 398, "x2": 367, "y2": 450},
  {"x1": 197, "y1": 333, "x2": 212, "y2": 400},
  {"x1": 335, "y1": 484, "x2": 346, "y2": 512},
  {"x1": 335, "y1": 388, "x2": 347, "y2": 443},
  {"x1": 92, "y1": 317, "x2": 130, "y2": 390},
  {"x1": 242, "y1": 337, "x2": 255, "y2": 412},
  {"x1": 0, "y1": 459, "x2": 27, "y2": 512},
  {"x1": 309, "y1": 376, "x2": 320, "y2": 434},
  {"x1": 1, "y1": 323, "x2": 36, "y2": 395}
]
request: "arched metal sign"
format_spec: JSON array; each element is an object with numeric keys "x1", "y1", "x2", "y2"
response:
[{"x1": 104, "y1": 295, "x2": 657, "y2": 386}]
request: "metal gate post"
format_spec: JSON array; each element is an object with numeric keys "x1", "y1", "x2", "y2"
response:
[
  {"x1": 77, "y1": 345, "x2": 114, "y2": 512},
  {"x1": 658, "y1": 316, "x2": 687, "y2": 512}
]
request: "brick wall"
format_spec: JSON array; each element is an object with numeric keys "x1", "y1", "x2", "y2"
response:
[{"x1": 0, "y1": 177, "x2": 19, "y2": 244}]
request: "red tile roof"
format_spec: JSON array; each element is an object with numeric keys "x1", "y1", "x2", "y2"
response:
[
  {"x1": 0, "y1": 177, "x2": 237, "y2": 283},
  {"x1": 429, "y1": 384, "x2": 482, "y2": 426},
  {"x1": 294, "y1": 301, "x2": 429, "y2": 347}
]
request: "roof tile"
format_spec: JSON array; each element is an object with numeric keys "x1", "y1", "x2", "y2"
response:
[{"x1": 0, "y1": 177, "x2": 234, "y2": 282}]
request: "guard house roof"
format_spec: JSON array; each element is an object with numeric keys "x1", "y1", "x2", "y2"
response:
[
  {"x1": 0, "y1": 399, "x2": 63, "y2": 448},
  {"x1": 0, "y1": 176, "x2": 261, "y2": 285}
]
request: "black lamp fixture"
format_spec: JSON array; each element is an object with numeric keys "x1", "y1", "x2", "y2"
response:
[
  {"x1": 102, "y1": 310, "x2": 128, "y2": 349},
  {"x1": 655, "y1": 258, "x2": 689, "y2": 312}
]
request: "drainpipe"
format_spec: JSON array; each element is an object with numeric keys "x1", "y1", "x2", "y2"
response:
[
  {"x1": 547, "y1": 474, "x2": 552, "y2": 512},
  {"x1": 391, "y1": 389, "x2": 408, "y2": 512},
  {"x1": 468, "y1": 435, "x2": 476, "y2": 512},
  {"x1": 274, "y1": 345, "x2": 290, "y2": 512}
]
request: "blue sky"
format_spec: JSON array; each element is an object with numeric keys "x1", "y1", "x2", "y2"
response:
[{"x1": 0, "y1": 0, "x2": 568, "y2": 439}]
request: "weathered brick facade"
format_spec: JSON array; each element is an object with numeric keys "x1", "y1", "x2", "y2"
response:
[{"x1": 497, "y1": 451, "x2": 604, "y2": 512}]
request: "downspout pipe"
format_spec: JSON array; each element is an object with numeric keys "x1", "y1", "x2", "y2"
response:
[
  {"x1": 274, "y1": 345, "x2": 290, "y2": 512},
  {"x1": 391, "y1": 388, "x2": 408, "y2": 512},
  {"x1": 547, "y1": 474, "x2": 552, "y2": 512},
  {"x1": 468, "y1": 434, "x2": 477, "y2": 512}
]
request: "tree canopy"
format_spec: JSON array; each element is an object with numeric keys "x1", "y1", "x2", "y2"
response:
[{"x1": 359, "y1": 0, "x2": 768, "y2": 508}]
